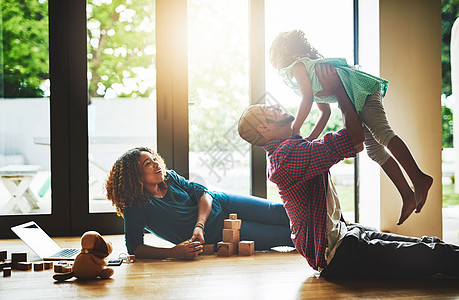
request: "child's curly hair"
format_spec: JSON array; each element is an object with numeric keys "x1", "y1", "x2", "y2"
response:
[
  {"x1": 105, "y1": 147, "x2": 167, "y2": 217},
  {"x1": 269, "y1": 30, "x2": 323, "y2": 70}
]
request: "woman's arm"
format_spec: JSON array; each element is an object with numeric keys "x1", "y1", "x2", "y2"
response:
[
  {"x1": 134, "y1": 241, "x2": 203, "y2": 259},
  {"x1": 305, "y1": 103, "x2": 331, "y2": 141},
  {"x1": 190, "y1": 192, "x2": 213, "y2": 243},
  {"x1": 292, "y1": 63, "x2": 314, "y2": 136}
]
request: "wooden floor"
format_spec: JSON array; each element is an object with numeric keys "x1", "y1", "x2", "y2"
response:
[{"x1": 1, "y1": 234, "x2": 459, "y2": 299}]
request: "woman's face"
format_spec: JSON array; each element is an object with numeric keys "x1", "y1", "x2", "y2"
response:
[{"x1": 139, "y1": 151, "x2": 165, "y2": 185}]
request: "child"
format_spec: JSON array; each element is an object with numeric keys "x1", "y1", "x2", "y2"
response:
[{"x1": 269, "y1": 30, "x2": 433, "y2": 225}]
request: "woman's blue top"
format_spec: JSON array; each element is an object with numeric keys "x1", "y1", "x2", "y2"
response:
[{"x1": 123, "y1": 170, "x2": 227, "y2": 254}]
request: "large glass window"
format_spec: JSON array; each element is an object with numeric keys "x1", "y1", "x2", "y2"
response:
[
  {"x1": 265, "y1": 0, "x2": 355, "y2": 219},
  {"x1": 87, "y1": 0, "x2": 157, "y2": 212},
  {"x1": 188, "y1": 0, "x2": 250, "y2": 194},
  {"x1": 0, "y1": 0, "x2": 51, "y2": 216}
]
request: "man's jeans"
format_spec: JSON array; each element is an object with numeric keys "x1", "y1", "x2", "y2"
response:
[{"x1": 321, "y1": 223, "x2": 459, "y2": 279}]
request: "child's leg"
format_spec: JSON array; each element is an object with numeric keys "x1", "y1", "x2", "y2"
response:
[
  {"x1": 360, "y1": 89, "x2": 433, "y2": 214},
  {"x1": 363, "y1": 126, "x2": 415, "y2": 225},
  {"x1": 386, "y1": 136, "x2": 433, "y2": 213}
]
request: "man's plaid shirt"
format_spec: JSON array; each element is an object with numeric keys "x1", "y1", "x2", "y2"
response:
[{"x1": 263, "y1": 129, "x2": 356, "y2": 270}]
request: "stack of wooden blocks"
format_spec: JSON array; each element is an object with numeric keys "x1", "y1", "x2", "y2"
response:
[
  {"x1": 0, "y1": 250, "x2": 54, "y2": 277},
  {"x1": 215, "y1": 213, "x2": 255, "y2": 257},
  {"x1": 0, "y1": 250, "x2": 12, "y2": 277}
]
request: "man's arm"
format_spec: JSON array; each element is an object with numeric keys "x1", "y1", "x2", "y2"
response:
[{"x1": 314, "y1": 64, "x2": 364, "y2": 151}]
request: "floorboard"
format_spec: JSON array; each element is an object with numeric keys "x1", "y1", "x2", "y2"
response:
[{"x1": 1, "y1": 234, "x2": 458, "y2": 299}]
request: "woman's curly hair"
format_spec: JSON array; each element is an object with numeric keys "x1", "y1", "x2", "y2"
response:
[
  {"x1": 105, "y1": 147, "x2": 167, "y2": 217},
  {"x1": 269, "y1": 30, "x2": 323, "y2": 70}
]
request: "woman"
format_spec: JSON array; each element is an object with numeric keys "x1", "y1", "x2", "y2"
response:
[{"x1": 105, "y1": 147, "x2": 293, "y2": 259}]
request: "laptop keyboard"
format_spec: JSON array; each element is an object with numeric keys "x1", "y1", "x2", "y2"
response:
[{"x1": 53, "y1": 248, "x2": 80, "y2": 258}]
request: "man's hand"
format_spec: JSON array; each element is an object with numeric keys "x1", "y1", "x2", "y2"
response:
[
  {"x1": 314, "y1": 63, "x2": 364, "y2": 149},
  {"x1": 314, "y1": 64, "x2": 345, "y2": 98}
]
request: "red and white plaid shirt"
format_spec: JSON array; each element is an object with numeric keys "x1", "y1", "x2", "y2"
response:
[{"x1": 263, "y1": 129, "x2": 356, "y2": 270}]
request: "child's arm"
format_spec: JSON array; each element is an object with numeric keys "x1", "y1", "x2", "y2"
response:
[
  {"x1": 292, "y1": 63, "x2": 314, "y2": 136},
  {"x1": 305, "y1": 102, "x2": 331, "y2": 141}
]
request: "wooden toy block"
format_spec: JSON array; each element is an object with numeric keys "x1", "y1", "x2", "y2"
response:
[
  {"x1": 217, "y1": 242, "x2": 236, "y2": 257},
  {"x1": 229, "y1": 213, "x2": 237, "y2": 220},
  {"x1": 0, "y1": 250, "x2": 7, "y2": 261},
  {"x1": 17, "y1": 262, "x2": 32, "y2": 271},
  {"x1": 224, "y1": 219, "x2": 241, "y2": 230},
  {"x1": 11, "y1": 252, "x2": 27, "y2": 269},
  {"x1": 54, "y1": 264, "x2": 66, "y2": 273},
  {"x1": 202, "y1": 244, "x2": 216, "y2": 255},
  {"x1": 0, "y1": 260, "x2": 12, "y2": 271},
  {"x1": 33, "y1": 262, "x2": 44, "y2": 271},
  {"x1": 3, "y1": 267, "x2": 11, "y2": 277},
  {"x1": 238, "y1": 241, "x2": 255, "y2": 256},
  {"x1": 62, "y1": 265, "x2": 73, "y2": 273},
  {"x1": 54, "y1": 262, "x2": 72, "y2": 273},
  {"x1": 222, "y1": 229, "x2": 240, "y2": 243},
  {"x1": 44, "y1": 261, "x2": 53, "y2": 270}
]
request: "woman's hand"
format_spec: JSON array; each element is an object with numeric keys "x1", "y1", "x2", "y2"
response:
[
  {"x1": 191, "y1": 226, "x2": 205, "y2": 244},
  {"x1": 171, "y1": 240, "x2": 203, "y2": 259}
]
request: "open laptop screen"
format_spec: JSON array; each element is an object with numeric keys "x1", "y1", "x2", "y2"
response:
[{"x1": 11, "y1": 221, "x2": 63, "y2": 259}]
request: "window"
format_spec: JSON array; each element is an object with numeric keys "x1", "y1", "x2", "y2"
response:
[
  {"x1": 265, "y1": 0, "x2": 356, "y2": 220},
  {"x1": 0, "y1": 0, "x2": 51, "y2": 216},
  {"x1": 0, "y1": 0, "x2": 361, "y2": 237},
  {"x1": 86, "y1": 0, "x2": 157, "y2": 212},
  {"x1": 188, "y1": 0, "x2": 250, "y2": 194}
]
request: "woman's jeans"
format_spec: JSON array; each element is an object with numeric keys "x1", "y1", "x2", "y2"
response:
[
  {"x1": 321, "y1": 223, "x2": 459, "y2": 279},
  {"x1": 220, "y1": 193, "x2": 294, "y2": 250}
]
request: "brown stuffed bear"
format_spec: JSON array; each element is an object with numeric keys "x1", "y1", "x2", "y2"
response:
[{"x1": 53, "y1": 231, "x2": 114, "y2": 281}]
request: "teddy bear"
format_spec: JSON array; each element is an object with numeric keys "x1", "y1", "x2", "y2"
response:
[{"x1": 53, "y1": 231, "x2": 114, "y2": 281}]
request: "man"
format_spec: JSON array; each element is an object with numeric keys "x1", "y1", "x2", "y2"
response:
[{"x1": 238, "y1": 64, "x2": 459, "y2": 279}]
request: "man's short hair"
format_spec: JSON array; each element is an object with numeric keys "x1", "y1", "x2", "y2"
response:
[{"x1": 238, "y1": 105, "x2": 268, "y2": 146}]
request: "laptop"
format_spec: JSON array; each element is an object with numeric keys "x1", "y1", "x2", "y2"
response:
[{"x1": 11, "y1": 221, "x2": 80, "y2": 261}]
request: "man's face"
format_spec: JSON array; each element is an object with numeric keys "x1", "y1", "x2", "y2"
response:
[
  {"x1": 257, "y1": 104, "x2": 295, "y2": 139},
  {"x1": 261, "y1": 105, "x2": 294, "y2": 125}
]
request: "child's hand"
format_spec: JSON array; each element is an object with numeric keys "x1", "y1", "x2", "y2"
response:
[
  {"x1": 304, "y1": 135, "x2": 314, "y2": 141},
  {"x1": 314, "y1": 64, "x2": 344, "y2": 97}
]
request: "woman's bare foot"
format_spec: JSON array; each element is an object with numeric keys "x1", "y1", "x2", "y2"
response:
[
  {"x1": 414, "y1": 174, "x2": 433, "y2": 213},
  {"x1": 398, "y1": 192, "x2": 416, "y2": 225}
]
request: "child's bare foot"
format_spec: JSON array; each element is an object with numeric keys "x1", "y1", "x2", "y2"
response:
[
  {"x1": 414, "y1": 174, "x2": 433, "y2": 213},
  {"x1": 397, "y1": 192, "x2": 416, "y2": 225}
]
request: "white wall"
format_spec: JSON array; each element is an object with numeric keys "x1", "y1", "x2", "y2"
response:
[
  {"x1": 379, "y1": 0, "x2": 442, "y2": 237},
  {"x1": 358, "y1": 0, "x2": 381, "y2": 229}
]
